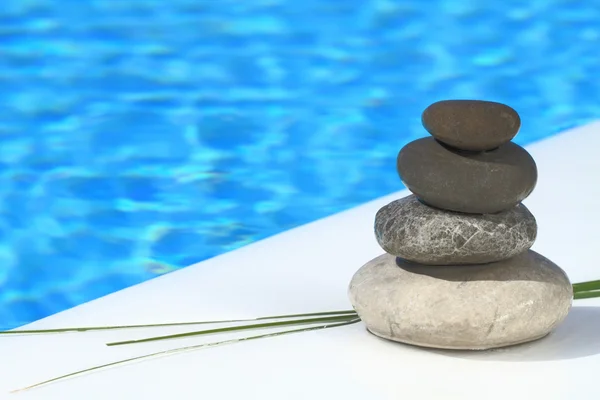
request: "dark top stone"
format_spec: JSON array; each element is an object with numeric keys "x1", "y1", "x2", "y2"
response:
[
  {"x1": 374, "y1": 195, "x2": 537, "y2": 265},
  {"x1": 397, "y1": 137, "x2": 538, "y2": 214},
  {"x1": 422, "y1": 100, "x2": 521, "y2": 151}
]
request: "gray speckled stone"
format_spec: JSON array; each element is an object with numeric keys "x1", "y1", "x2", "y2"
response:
[
  {"x1": 348, "y1": 251, "x2": 573, "y2": 350},
  {"x1": 422, "y1": 100, "x2": 521, "y2": 151},
  {"x1": 397, "y1": 137, "x2": 538, "y2": 214},
  {"x1": 374, "y1": 195, "x2": 537, "y2": 265}
]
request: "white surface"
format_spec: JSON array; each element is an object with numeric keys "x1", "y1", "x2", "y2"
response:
[{"x1": 2, "y1": 122, "x2": 600, "y2": 400}]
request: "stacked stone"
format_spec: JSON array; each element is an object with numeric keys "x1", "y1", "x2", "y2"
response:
[{"x1": 348, "y1": 100, "x2": 573, "y2": 350}]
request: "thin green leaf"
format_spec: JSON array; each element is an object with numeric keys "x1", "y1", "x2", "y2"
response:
[
  {"x1": 12, "y1": 317, "x2": 361, "y2": 393},
  {"x1": 0, "y1": 310, "x2": 357, "y2": 336},
  {"x1": 106, "y1": 314, "x2": 359, "y2": 346},
  {"x1": 573, "y1": 290, "x2": 600, "y2": 300},
  {"x1": 572, "y1": 280, "x2": 600, "y2": 293}
]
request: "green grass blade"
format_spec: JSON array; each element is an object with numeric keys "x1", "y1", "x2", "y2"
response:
[
  {"x1": 572, "y1": 280, "x2": 600, "y2": 293},
  {"x1": 106, "y1": 314, "x2": 359, "y2": 346},
  {"x1": 573, "y1": 290, "x2": 600, "y2": 300},
  {"x1": 12, "y1": 317, "x2": 361, "y2": 393},
  {"x1": 0, "y1": 310, "x2": 357, "y2": 336}
]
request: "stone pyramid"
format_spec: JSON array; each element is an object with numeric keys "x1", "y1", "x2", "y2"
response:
[{"x1": 348, "y1": 100, "x2": 573, "y2": 350}]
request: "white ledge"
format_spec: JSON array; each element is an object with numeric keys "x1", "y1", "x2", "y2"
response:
[{"x1": 2, "y1": 121, "x2": 600, "y2": 399}]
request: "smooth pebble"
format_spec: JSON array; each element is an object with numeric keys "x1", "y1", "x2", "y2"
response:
[
  {"x1": 397, "y1": 137, "x2": 538, "y2": 214},
  {"x1": 422, "y1": 100, "x2": 521, "y2": 151},
  {"x1": 348, "y1": 251, "x2": 573, "y2": 350},
  {"x1": 375, "y1": 195, "x2": 537, "y2": 265}
]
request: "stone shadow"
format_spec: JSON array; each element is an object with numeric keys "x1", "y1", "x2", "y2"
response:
[{"x1": 426, "y1": 306, "x2": 600, "y2": 362}]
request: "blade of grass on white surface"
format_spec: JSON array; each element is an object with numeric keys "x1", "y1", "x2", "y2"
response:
[
  {"x1": 573, "y1": 290, "x2": 600, "y2": 300},
  {"x1": 0, "y1": 310, "x2": 358, "y2": 336},
  {"x1": 12, "y1": 317, "x2": 362, "y2": 393},
  {"x1": 106, "y1": 314, "x2": 360, "y2": 346},
  {"x1": 573, "y1": 280, "x2": 600, "y2": 294}
]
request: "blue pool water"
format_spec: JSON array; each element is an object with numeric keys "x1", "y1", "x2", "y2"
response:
[{"x1": 1, "y1": 0, "x2": 600, "y2": 329}]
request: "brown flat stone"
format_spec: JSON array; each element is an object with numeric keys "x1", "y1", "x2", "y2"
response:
[
  {"x1": 374, "y1": 195, "x2": 537, "y2": 265},
  {"x1": 422, "y1": 100, "x2": 521, "y2": 151},
  {"x1": 396, "y1": 137, "x2": 537, "y2": 214}
]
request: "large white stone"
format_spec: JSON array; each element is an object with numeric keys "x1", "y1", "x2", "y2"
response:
[{"x1": 348, "y1": 250, "x2": 573, "y2": 350}]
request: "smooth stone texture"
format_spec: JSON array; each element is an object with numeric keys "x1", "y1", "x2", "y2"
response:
[
  {"x1": 422, "y1": 100, "x2": 521, "y2": 151},
  {"x1": 374, "y1": 195, "x2": 537, "y2": 265},
  {"x1": 397, "y1": 137, "x2": 538, "y2": 214},
  {"x1": 348, "y1": 251, "x2": 573, "y2": 350}
]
